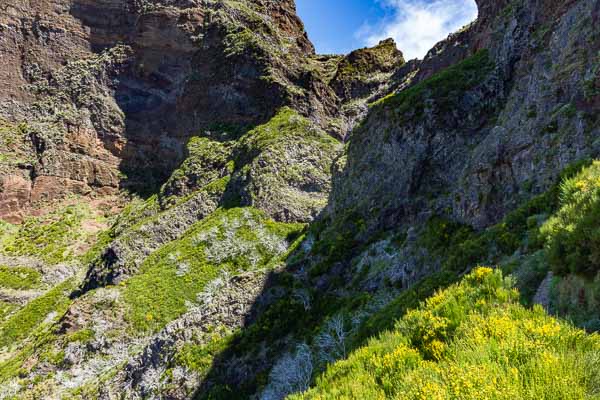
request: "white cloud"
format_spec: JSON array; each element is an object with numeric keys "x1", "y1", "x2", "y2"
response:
[{"x1": 357, "y1": 0, "x2": 478, "y2": 60}]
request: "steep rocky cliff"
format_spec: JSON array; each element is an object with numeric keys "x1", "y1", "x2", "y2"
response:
[
  {"x1": 330, "y1": 0, "x2": 600, "y2": 232},
  {"x1": 0, "y1": 0, "x2": 400, "y2": 222},
  {"x1": 0, "y1": 0, "x2": 599, "y2": 399}
]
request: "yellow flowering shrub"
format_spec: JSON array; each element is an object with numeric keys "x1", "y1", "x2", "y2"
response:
[
  {"x1": 471, "y1": 266, "x2": 494, "y2": 281},
  {"x1": 291, "y1": 268, "x2": 600, "y2": 400},
  {"x1": 399, "y1": 309, "x2": 450, "y2": 360}
]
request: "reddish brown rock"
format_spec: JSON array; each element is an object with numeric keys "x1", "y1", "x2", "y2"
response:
[
  {"x1": 0, "y1": 0, "x2": 408, "y2": 220},
  {"x1": 0, "y1": 173, "x2": 32, "y2": 223}
]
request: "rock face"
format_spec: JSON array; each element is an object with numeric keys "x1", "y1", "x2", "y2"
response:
[
  {"x1": 0, "y1": 0, "x2": 400, "y2": 295},
  {"x1": 104, "y1": 270, "x2": 271, "y2": 399},
  {"x1": 0, "y1": 2, "x2": 125, "y2": 222},
  {"x1": 0, "y1": 0, "x2": 390, "y2": 222},
  {"x1": 475, "y1": 0, "x2": 510, "y2": 21},
  {"x1": 329, "y1": 0, "x2": 600, "y2": 234}
]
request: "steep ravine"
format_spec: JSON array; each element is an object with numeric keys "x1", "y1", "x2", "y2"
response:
[{"x1": 0, "y1": 0, "x2": 599, "y2": 399}]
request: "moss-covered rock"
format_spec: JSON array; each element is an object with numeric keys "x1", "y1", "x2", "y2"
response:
[
  {"x1": 122, "y1": 207, "x2": 303, "y2": 332},
  {"x1": 230, "y1": 107, "x2": 342, "y2": 223},
  {"x1": 160, "y1": 138, "x2": 233, "y2": 208},
  {"x1": 331, "y1": 38, "x2": 405, "y2": 102}
]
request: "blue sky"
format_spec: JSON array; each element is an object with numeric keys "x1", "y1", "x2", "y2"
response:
[{"x1": 295, "y1": 0, "x2": 478, "y2": 60}]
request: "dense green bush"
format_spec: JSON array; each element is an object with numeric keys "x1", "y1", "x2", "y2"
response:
[
  {"x1": 541, "y1": 161, "x2": 600, "y2": 276},
  {"x1": 550, "y1": 273, "x2": 600, "y2": 330},
  {"x1": 292, "y1": 268, "x2": 600, "y2": 400}
]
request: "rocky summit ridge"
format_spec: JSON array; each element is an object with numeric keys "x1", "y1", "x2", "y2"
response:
[{"x1": 0, "y1": 0, "x2": 599, "y2": 399}]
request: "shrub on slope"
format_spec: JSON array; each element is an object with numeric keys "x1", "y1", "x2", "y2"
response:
[
  {"x1": 542, "y1": 160, "x2": 600, "y2": 277},
  {"x1": 292, "y1": 268, "x2": 600, "y2": 400}
]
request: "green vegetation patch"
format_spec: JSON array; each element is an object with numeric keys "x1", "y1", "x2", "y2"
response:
[
  {"x1": 541, "y1": 160, "x2": 600, "y2": 276},
  {"x1": 0, "y1": 278, "x2": 76, "y2": 349},
  {"x1": 0, "y1": 265, "x2": 42, "y2": 290},
  {"x1": 65, "y1": 328, "x2": 95, "y2": 344},
  {"x1": 123, "y1": 207, "x2": 304, "y2": 333},
  {"x1": 0, "y1": 204, "x2": 97, "y2": 265},
  {"x1": 235, "y1": 107, "x2": 338, "y2": 167},
  {"x1": 0, "y1": 219, "x2": 16, "y2": 241},
  {"x1": 550, "y1": 273, "x2": 600, "y2": 331},
  {"x1": 293, "y1": 268, "x2": 600, "y2": 399},
  {"x1": 110, "y1": 195, "x2": 161, "y2": 237},
  {"x1": 0, "y1": 300, "x2": 18, "y2": 322},
  {"x1": 0, "y1": 119, "x2": 31, "y2": 166},
  {"x1": 160, "y1": 137, "x2": 233, "y2": 207},
  {"x1": 0, "y1": 119, "x2": 26, "y2": 142},
  {"x1": 372, "y1": 50, "x2": 495, "y2": 122},
  {"x1": 174, "y1": 327, "x2": 235, "y2": 378},
  {"x1": 223, "y1": 27, "x2": 263, "y2": 58}
]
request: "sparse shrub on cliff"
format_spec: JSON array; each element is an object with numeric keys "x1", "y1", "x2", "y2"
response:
[
  {"x1": 315, "y1": 314, "x2": 350, "y2": 364},
  {"x1": 261, "y1": 343, "x2": 314, "y2": 400},
  {"x1": 372, "y1": 49, "x2": 495, "y2": 123},
  {"x1": 541, "y1": 161, "x2": 600, "y2": 276}
]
